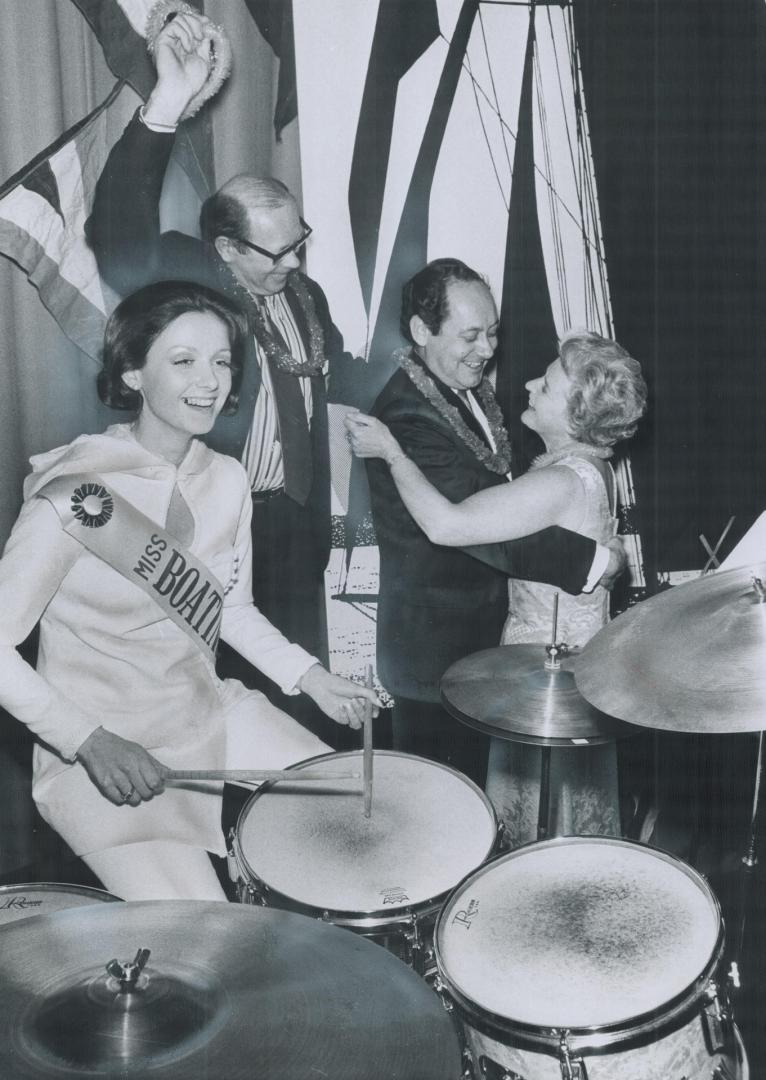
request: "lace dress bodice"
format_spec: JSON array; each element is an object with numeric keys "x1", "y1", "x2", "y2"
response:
[{"x1": 502, "y1": 455, "x2": 617, "y2": 646}]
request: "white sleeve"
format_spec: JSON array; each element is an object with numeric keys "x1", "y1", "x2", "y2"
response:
[
  {"x1": 219, "y1": 474, "x2": 317, "y2": 694},
  {"x1": 583, "y1": 544, "x2": 610, "y2": 593},
  {"x1": 0, "y1": 498, "x2": 104, "y2": 760}
]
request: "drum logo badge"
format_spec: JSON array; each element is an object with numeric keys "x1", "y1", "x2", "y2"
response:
[
  {"x1": 381, "y1": 887, "x2": 410, "y2": 906},
  {"x1": 0, "y1": 895, "x2": 43, "y2": 912},
  {"x1": 451, "y1": 897, "x2": 480, "y2": 929}
]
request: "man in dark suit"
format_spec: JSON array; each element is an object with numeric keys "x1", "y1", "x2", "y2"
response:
[
  {"x1": 364, "y1": 259, "x2": 620, "y2": 786},
  {"x1": 86, "y1": 10, "x2": 361, "y2": 746}
]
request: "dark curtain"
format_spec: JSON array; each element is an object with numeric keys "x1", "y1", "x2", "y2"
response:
[{"x1": 574, "y1": 0, "x2": 766, "y2": 581}]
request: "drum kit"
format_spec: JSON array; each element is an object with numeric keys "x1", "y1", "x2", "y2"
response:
[
  {"x1": 1, "y1": 564, "x2": 762, "y2": 1078},
  {"x1": 434, "y1": 562, "x2": 766, "y2": 1078}
]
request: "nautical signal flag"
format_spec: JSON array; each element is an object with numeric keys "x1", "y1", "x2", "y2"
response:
[
  {"x1": 0, "y1": 85, "x2": 126, "y2": 362},
  {"x1": 0, "y1": 0, "x2": 214, "y2": 361}
]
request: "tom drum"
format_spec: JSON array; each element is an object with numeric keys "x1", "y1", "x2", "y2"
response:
[
  {"x1": 0, "y1": 882, "x2": 120, "y2": 925},
  {"x1": 231, "y1": 750, "x2": 498, "y2": 972},
  {"x1": 434, "y1": 837, "x2": 748, "y2": 1079}
]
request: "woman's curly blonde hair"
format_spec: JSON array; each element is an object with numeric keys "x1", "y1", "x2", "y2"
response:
[{"x1": 559, "y1": 330, "x2": 647, "y2": 448}]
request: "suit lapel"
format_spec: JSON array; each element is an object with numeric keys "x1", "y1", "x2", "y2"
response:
[{"x1": 445, "y1": 387, "x2": 493, "y2": 448}]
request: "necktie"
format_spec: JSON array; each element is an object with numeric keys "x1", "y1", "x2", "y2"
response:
[{"x1": 257, "y1": 304, "x2": 313, "y2": 506}]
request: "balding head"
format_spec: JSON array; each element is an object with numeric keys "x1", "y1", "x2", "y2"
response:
[
  {"x1": 206, "y1": 176, "x2": 308, "y2": 296},
  {"x1": 200, "y1": 176, "x2": 297, "y2": 244}
]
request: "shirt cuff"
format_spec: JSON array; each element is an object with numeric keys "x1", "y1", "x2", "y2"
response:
[
  {"x1": 284, "y1": 654, "x2": 321, "y2": 696},
  {"x1": 138, "y1": 105, "x2": 179, "y2": 133},
  {"x1": 583, "y1": 544, "x2": 610, "y2": 593}
]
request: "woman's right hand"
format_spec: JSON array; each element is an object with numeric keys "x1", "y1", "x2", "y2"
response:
[
  {"x1": 344, "y1": 411, "x2": 404, "y2": 465},
  {"x1": 75, "y1": 727, "x2": 167, "y2": 807}
]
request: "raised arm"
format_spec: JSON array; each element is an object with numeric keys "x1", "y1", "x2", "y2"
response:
[{"x1": 85, "y1": 12, "x2": 217, "y2": 294}]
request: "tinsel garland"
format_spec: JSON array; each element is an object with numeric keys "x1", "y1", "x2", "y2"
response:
[
  {"x1": 396, "y1": 349, "x2": 512, "y2": 475},
  {"x1": 227, "y1": 272, "x2": 326, "y2": 377}
]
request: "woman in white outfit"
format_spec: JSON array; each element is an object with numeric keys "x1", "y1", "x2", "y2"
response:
[
  {"x1": 346, "y1": 330, "x2": 645, "y2": 847},
  {"x1": 0, "y1": 281, "x2": 378, "y2": 900}
]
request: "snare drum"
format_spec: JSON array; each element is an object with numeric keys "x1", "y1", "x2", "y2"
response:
[
  {"x1": 0, "y1": 883, "x2": 120, "y2": 925},
  {"x1": 231, "y1": 750, "x2": 497, "y2": 972},
  {"x1": 435, "y1": 837, "x2": 748, "y2": 1080}
]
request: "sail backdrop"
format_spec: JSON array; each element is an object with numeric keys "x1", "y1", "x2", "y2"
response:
[
  {"x1": 294, "y1": 0, "x2": 611, "y2": 373},
  {"x1": 293, "y1": 0, "x2": 645, "y2": 601}
]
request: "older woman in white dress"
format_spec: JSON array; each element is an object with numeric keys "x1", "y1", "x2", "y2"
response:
[{"x1": 346, "y1": 330, "x2": 646, "y2": 846}]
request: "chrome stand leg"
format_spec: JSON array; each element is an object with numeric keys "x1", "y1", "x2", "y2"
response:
[{"x1": 537, "y1": 745, "x2": 552, "y2": 841}]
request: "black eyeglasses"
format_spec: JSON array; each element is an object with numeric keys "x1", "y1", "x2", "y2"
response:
[{"x1": 233, "y1": 219, "x2": 313, "y2": 263}]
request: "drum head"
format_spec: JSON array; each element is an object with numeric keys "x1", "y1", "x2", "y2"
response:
[
  {"x1": 0, "y1": 883, "x2": 120, "y2": 925},
  {"x1": 237, "y1": 751, "x2": 496, "y2": 916},
  {"x1": 435, "y1": 838, "x2": 721, "y2": 1031}
]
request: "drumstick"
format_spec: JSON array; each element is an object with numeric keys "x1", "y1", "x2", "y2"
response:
[
  {"x1": 363, "y1": 665, "x2": 374, "y2": 818},
  {"x1": 164, "y1": 768, "x2": 360, "y2": 784}
]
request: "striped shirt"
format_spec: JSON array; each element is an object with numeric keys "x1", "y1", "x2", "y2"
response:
[{"x1": 242, "y1": 291, "x2": 314, "y2": 493}]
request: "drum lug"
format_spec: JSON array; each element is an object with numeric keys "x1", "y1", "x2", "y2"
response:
[
  {"x1": 496, "y1": 820, "x2": 512, "y2": 852},
  {"x1": 236, "y1": 880, "x2": 265, "y2": 905},
  {"x1": 402, "y1": 916, "x2": 426, "y2": 973},
  {"x1": 712, "y1": 1063, "x2": 738, "y2": 1080},
  {"x1": 702, "y1": 981, "x2": 732, "y2": 1054},
  {"x1": 557, "y1": 1032, "x2": 589, "y2": 1080},
  {"x1": 226, "y1": 828, "x2": 239, "y2": 884},
  {"x1": 474, "y1": 1055, "x2": 527, "y2": 1080}
]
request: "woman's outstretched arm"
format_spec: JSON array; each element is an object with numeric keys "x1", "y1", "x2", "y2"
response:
[{"x1": 345, "y1": 411, "x2": 583, "y2": 546}]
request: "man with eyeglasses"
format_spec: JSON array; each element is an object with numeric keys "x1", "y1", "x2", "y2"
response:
[{"x1": 87, "y1": 10, "x2": 362, "y2": 747}]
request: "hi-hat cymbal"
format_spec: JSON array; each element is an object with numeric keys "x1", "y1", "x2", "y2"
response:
[
  {"x1": 575, "y1": 562, "x2": 766, "y2": 733},
  {"x1": 0, "y1": 900, "x2": 461, "y2": 1079},
  {"x1": 440, "y1": 644, "x2": 635, "y2": 745}
]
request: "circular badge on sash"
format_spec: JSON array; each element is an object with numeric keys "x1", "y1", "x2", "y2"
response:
[{"x1": 71, "y1": 483, "x2": 114, "y2": 528}]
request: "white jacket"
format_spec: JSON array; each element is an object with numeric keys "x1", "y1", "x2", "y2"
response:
[{"x1": 0, "y1": 425, "x2": 319, "y2": 856}]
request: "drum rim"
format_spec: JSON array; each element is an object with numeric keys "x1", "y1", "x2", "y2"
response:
[
  {"x1": 0, "y1": 882, "x2": 120, "y2": 900},
  {"x1": 433, "y1": 835, "x2": 725, "y2": 1049},
  {"x1": 233, "y1": 750, "x2": 498, "y2": 921}
]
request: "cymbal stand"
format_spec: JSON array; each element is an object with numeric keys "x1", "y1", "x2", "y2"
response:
[
  {"x1": 727, "y1": 727, "x2": 764, "y2": 993},
  {"x1": 727, "y1": 576, "x2": 766, "y2": 992},
  {"x1": 537, "y1": 594, "x2": 564, "y2": 841}
]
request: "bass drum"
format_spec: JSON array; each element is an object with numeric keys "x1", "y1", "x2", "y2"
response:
[
  {"x1": 0, "y1": 882, "x2": 120, "y2": 925},
  {"x1": 434, "y1": 837, "x2": 748, "y2": 1079},
  {"x1": 232, "y1": 750, "x2": 498, "y2": 973}
]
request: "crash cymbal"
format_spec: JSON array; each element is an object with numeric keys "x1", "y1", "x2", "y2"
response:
[
  {"x1": 575, "y1": 562, "x2": 766, "y2": 733},
  {"x1": 0, "y1": 901, "x2": 461, "y2": 1079},
  {"x1": 440, "y1": 644, "x2": 635, "y2": 746}
]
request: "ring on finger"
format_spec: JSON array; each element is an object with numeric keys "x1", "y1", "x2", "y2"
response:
[{"x1": 122, "y1": 786, "x2": 136, "y2": 803}]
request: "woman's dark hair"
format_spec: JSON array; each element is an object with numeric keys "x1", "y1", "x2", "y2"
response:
[
  {"x1": 98, "y1": 280, "x2": 247, "y2": 415},
  {"x1": 400, "y1": 258, "x2": 485, "y2": 344}
]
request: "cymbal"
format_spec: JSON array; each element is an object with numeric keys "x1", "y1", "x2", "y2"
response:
[
  {"x1": 440, "y1": 644, "x2": 635, "y2": 745},
  {"x1": 575, "y1": 562, "x2": 766, "y2": 733},
  {"x1": 0, "y1": 900, "x2": 461, "y2": 1079}
]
